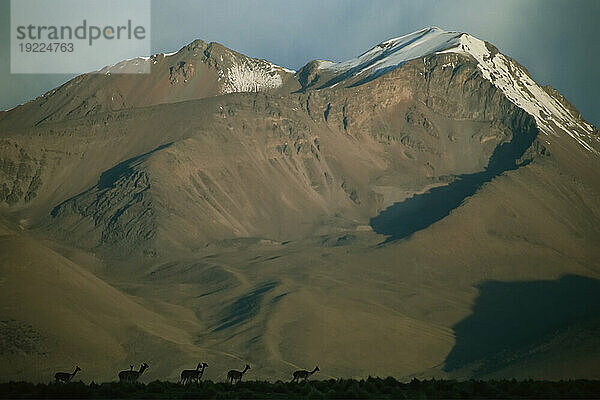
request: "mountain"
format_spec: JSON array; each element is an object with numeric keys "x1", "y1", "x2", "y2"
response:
[
  {"x1": 1, "y1": 27, "x2": 599, "y2": 382},
  {"x1": 0, "y1": 39, "x2": 295, "y2": 129}
]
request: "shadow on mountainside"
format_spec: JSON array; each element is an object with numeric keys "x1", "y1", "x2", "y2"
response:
[
  {"x1": 369, "y1": 122, "x2": 537, "y2": 243},
  {"x1": 50, "y1": 143, "x2": 172, "y2": 217},
  {"x1": 96, "y1": 143, "x2": 172, "y2": 190},
  {"x1": 214, "y1": 281, "x2": 278, "y2": 332},
  {"x1": 443, "y1": 274, "x2": 600, "y2": 375}
]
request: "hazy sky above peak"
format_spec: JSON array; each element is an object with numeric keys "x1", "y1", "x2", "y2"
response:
[{"x1": 1, "y1": 0, "x2": 598, "y2": 127}]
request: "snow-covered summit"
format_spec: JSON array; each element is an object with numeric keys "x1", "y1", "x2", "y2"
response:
[
  {"x1": 321, "y1": 26, "x2": 463, "y2": 80},
  {"x1": 320, "y1": 26, "x2": 597, "y2": 153},
  {"x1": 441, "y1": 33, "x2": 597, "y2": 153}
]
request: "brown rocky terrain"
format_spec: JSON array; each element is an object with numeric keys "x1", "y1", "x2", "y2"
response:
[{"x1": 0, "y1": 27, "x2": 599, "y2": 382}]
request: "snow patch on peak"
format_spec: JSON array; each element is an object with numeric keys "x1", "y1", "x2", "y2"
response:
[
  {"x1": 220, "y1": 58, "x2": 284, "y2": 94},
  {"x1": 316, "y1": 60, "x2": 335, "y2": 67},
  {"x1": 274, "y1": 65, "x2": 296, "y2": 74},
  {"x1": 98, "y1": 57, "x2": 151, "y2": 74}
]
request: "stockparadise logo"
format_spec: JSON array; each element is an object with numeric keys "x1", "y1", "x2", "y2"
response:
[{"x1": 11, "y1": 0, "x2": 151, "y2": 74}]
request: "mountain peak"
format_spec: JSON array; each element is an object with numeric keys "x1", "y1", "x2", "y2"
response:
[
  {"x1": 322, "y1": 27, "x2": 466, "y2": 78},
  {"x1": 378, "y1": 26, "x2": 454, "y2": 46},
  {"x1": 304, "y1": 27, "x2": 469, "y2": 91},
  {"x1": 307, "y1": 26, "x2": 597, "y2": 153}
]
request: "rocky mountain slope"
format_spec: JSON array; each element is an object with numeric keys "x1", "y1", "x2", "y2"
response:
[{"x1": 0, "y1": 27, "x2": 599, "y2": 382}]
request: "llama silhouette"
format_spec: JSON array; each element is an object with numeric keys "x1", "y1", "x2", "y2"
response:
[
  {"x1": 292, "y1": 366, "x2": 319, "y2": 382},
  {"x1": 227, "y1": 364, "x2": 250, "y2": 384},
  {"x1": 180, "y1": 362, "x2": 208, "y2": 384},
  {"x1": 118, "y1": 363, "x2": 149, "y2": 383},
  {"x1": 54, "y1": 366, "x2": 81, "y2": 383}
]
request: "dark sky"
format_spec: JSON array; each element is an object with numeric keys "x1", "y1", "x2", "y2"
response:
[{"x1": 1, "y1": 0, "x2": 598, "y2": 127}]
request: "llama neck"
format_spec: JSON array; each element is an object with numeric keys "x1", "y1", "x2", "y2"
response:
[
  {"x1": 242, "y1": 366, "x2": 249, "y2": 373},
  {"x1": 71, "y1": 369, "x2": 78, "y2": 377}
]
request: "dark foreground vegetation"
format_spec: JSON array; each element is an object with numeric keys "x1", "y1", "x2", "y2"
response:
[{"x1": 2, "y1": 378, "x2": 600, "y2": 399}]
